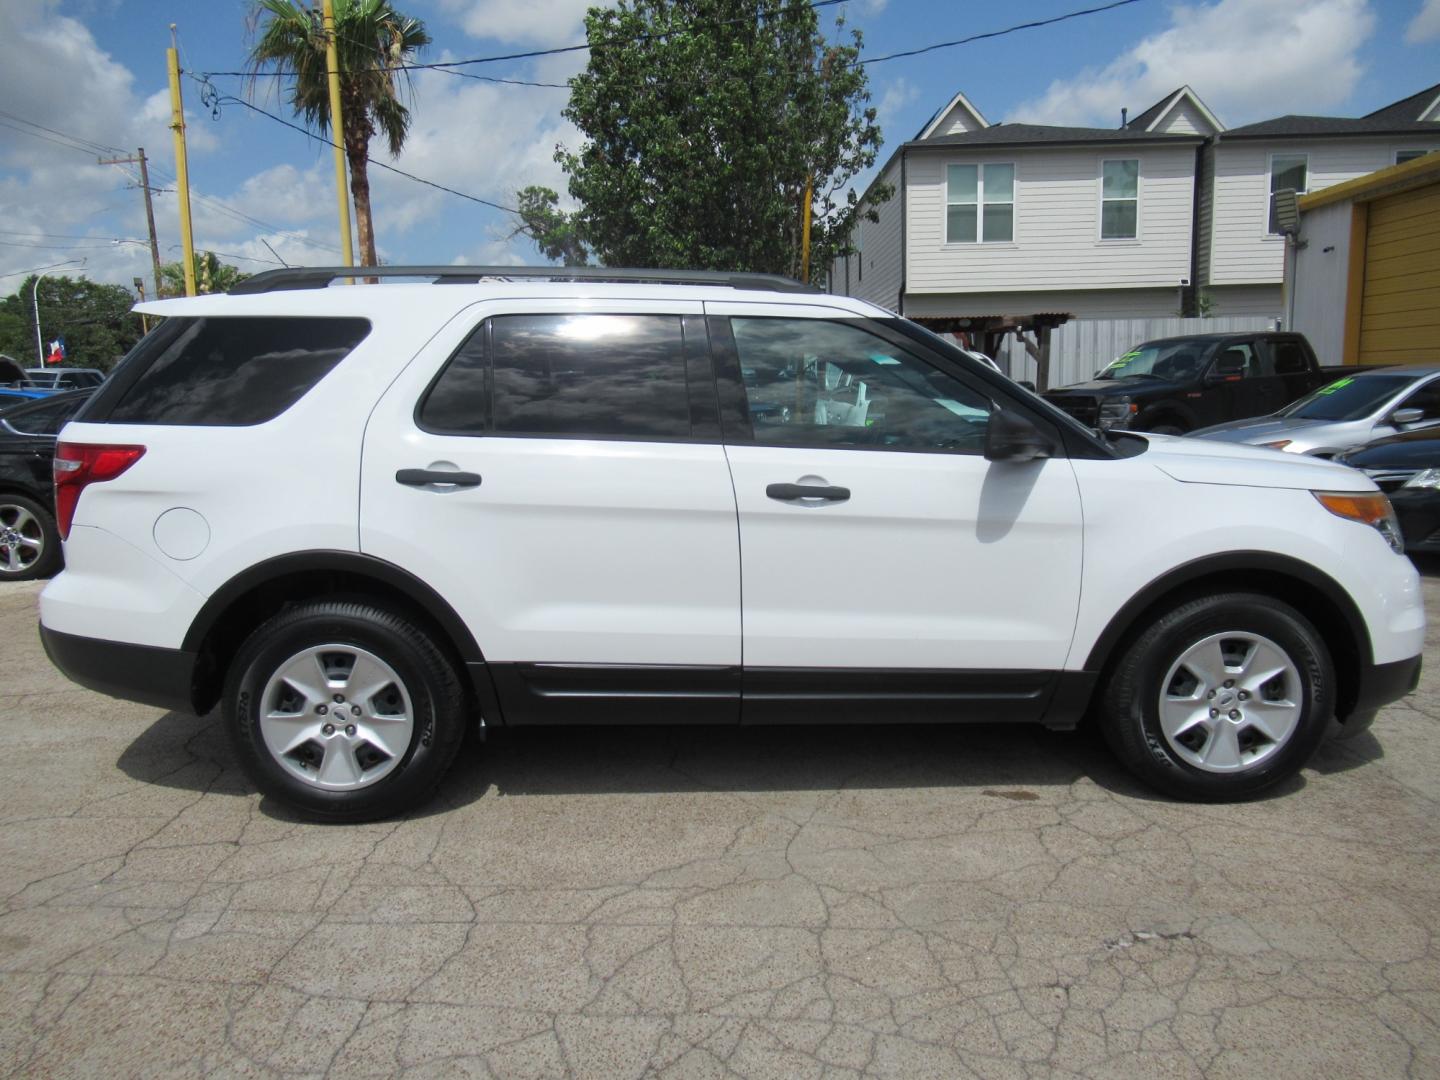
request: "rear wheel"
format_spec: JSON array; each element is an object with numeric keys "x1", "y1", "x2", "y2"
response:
[
  {"x1": 0, "y1": 494, "x2": 60, "y2": 581},
  {"x1": 225, "y1": 600, "x2": 467, "y2": 821},
  {"x1": 1100, "y1": 593, "x2": 1333, "y2": 800}
]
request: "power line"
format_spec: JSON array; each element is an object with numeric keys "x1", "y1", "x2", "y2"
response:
[
  {"x1": 200, "y1": 0, "x2": 848, "y2": 79},
  {"x1": 194, "y1": 82, "x2": 520, "y2": 215},
  {"x1": 859, "y1": 0, "x2": 1143, "y2": 64},
  {"x1": 0, "y1": 109, "x2": 126, "y2": 155}
]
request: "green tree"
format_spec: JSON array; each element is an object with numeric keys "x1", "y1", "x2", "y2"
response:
[
  {"x1": 248, "y1": 0, "x2": 431, "y2": 266},
  {"x1": 159, "y1": 252, "x2": 252, "y2": 297},
  {"x1": 511, "y1": 186, "x2": 590, "y2": 266},
  {"x1": 0, "y1": 276, "x2": 144, "y2": 372},
  {"x1": 516, "y1": 0, "x2": 890, "y2": 283}
]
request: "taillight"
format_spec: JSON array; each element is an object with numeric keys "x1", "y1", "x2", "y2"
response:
[{"x1": 53, "y1": 442, "x2": 146, "y2": 539}]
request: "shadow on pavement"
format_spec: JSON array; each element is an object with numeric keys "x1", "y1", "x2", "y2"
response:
[{"x1": 110, "y1": 706, "x2": 1390, "y2": 818}]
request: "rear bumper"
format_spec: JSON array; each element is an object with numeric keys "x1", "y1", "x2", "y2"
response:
[{"x1": 40, "y1": 625, "x2": 197, "y2": 714}]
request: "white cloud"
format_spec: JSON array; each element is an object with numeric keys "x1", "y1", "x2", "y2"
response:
[
  {"x1": 1007, "y1": 0, "x2": 1377, "y2": 128},
  {"x1": 437, "y1": 0, "x2": 598, "y2": 47},
  {"x1": 1407, "y1": 0, "x2": 1440, "y2": 42},
  {"x1": 875, "y1": 77, "x2": 919, "y2": 128}
]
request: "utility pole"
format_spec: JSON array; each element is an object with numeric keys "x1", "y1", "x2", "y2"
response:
[
  {"x1": 322, "y1": 0, "x2": 356, "y2": 267},
  {"x1": 800, "y1": 175, "x2": 814, "y2": 284},
  {"x1": 166, "y1": 25, "x2": 197, "y2": 296},
  {"x1": 97, "y1": 148, "x2": 165, "y2": 302}
]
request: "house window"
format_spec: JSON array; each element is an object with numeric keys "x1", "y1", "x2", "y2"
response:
[
  {"x1": 946, "y1": 163, "x2": 1014, "y2": 243},
  {"x1": 1101, "y1": 159, "x2": 1139, "y2": 239},
  {"x1": 1396, "y1": 148, "x2": 1435, "y2": 165},
  {"x1": 1268, "y1": 154, "x2": 1307, "y2": 234}
]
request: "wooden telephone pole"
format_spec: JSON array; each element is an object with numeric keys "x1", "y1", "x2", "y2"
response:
[{"x1": 97, "y1": 148, "x2": 165, "y2": 302}]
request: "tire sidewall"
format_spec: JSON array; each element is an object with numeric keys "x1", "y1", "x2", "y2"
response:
[
  {"x1": 1117, "y1": 595, "x2": 1333, "y2": 799},
  {"x1": 0, "y1": 494, "x2": 60, "y2": 581},
  {"x1": 226, "y1": 606, "x2": 453, "y2": 819}
]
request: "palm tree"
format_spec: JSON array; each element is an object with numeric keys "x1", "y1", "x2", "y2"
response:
[{"x1": 248, "y1": 0, "x2": 430, "y2": 266}]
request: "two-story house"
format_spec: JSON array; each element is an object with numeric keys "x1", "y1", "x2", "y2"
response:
[{"x1": 835, "y1": 83, "x2": 1440, "y2": 333}]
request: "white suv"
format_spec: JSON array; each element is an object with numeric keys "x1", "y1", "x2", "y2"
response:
[{"x1": 38, "y1": 267, "x2": 1423, "y2": 820}]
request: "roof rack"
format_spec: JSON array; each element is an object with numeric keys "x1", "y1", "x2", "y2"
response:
[{"x1": 228, "y1": 265, "x2": 819, "y2": 296}]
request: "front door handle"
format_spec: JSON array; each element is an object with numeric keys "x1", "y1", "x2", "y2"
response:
[
  {"x1": 766, "y1": 482, "x2": 850, "y2": 503},
  {"x1": 396, "y1": 468, "x2": 482, "y2": 488}
]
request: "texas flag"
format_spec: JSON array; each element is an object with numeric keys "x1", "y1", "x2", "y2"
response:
[{"x1": 45, "y1": 337, "x2": 65, "y2": 365}]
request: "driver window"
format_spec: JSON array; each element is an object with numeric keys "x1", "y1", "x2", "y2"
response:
[
  {"x1": 1398, "y1": 382, "x2": 1440, "y2": 421},
  {"x1": 1212, "y1": 343, "x2": 1258, "y2": 378},
  {"x1": 730, "y1": 317, "x2": 992, "y2": 453}
]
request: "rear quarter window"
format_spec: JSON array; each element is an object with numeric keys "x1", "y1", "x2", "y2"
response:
[{"x1": 86, "y1": 316, "x2": 370, "y2": 426}]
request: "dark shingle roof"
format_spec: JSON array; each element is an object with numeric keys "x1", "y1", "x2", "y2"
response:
[
  {"x1": 1223, "y1": 114, "x2": 1440, "y2": 139},
  {"x1": 909, "y1": 123, "x2": 1201, "y2": 149},
  {"x1": 1365, "y1": 83, "x2": 1440, "y2": 124},
  {"x1": 1124, "y1": 88, "x2": 1183, "y2": 132}
]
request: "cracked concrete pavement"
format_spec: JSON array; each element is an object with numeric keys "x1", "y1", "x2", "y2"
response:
[{"x1": 2, "y1": 573, "x2": 1439, "y2": 1079}]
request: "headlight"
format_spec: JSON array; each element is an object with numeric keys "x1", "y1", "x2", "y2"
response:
[
  {"x1": 1097, "y1": 400, "x2": 1137, "y2": 430},
  {"x1": 1313, "y1": 491, "x2": 1405, "y2": 554},
  {"x1": 1403, "y1": 468, "x2": 1440, "y2": 490},
  {"x1": 1259, "y1": 439, "x2": 1292, "y2": 451}
]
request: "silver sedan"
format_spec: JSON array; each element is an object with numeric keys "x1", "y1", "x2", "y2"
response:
[{"x1": 1190, "y1": 366, "x2": 1440, "y2": 457}]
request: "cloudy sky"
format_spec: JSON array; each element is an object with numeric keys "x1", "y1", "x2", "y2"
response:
[{"x1": 1, "y1": 0, "x2": 1436, "y2": 295}]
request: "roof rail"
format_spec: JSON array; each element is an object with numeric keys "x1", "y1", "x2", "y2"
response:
[{"x1": 228, "y1": 265, "x2": 819, "y2": 296}]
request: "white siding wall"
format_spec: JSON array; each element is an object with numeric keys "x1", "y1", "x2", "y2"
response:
[
  {"x1": 936, "y1": 103, "x2": 986, "y2": 136},
  {"x1": 843, "y1": 159, "x2": 903, "y2": 310},
  {"x1": 1153, "y1": 99, "x2": 1212, "y2": 136},
  {"x1": 1209, "y1": 136, "x2": 1438, "y2": 285},
  {"x1": 905, "y1": 144, "x2": 1196, "y2": 295},
  {"x1": 1203, "y1": 284, "x2": 1282, "y2": 317},
  {"x1": 1288, "y1": 200, "x2": 1352, "y2": 364}
]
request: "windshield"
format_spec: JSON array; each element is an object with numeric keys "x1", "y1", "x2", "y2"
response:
[
  {"x1": 1279, "y1": 373, "x2": 1417, "y2": 421},
  {"x1": 1096, "y1": 340, "x2": 1208, "y2": 381}
]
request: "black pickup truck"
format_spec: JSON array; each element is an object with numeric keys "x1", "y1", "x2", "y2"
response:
[{"x1": 1043, "y1": 332, "x2": 1334, "y2": 434}]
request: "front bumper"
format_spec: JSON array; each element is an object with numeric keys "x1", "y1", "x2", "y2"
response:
[
  {"x1": 1337, "y1": 652, "x2": 1422, "y2": 736},
  {"x1": 40, "y1": 625, "x2": 198, "y2": 714}
]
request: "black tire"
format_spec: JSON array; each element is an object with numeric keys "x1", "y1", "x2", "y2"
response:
[
  {"x1": 1099, "y1": 592, "x2": 1333, "y2": 801},
  {"x1": 0, "y1": 493, "x2": 61, "y2": 581},
  {"x1": 224, "y1": 600, "x2": 467, "y2": 822}
]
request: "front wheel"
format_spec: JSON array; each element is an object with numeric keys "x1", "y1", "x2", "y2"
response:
[
  {"x1": 225, "y1": 600, "x2": 468, "y2": 821},
  {"x1": 1100, "y1": 593, "x2": 1333, "y2": 800}
]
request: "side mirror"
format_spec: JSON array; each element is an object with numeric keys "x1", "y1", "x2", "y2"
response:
[
  {"x1": 1207, "y1": 358, "x2": 1245, "y2": 383},
  {"x1": 985, "y1": 407, "x2": 1055, "y2": 463},
  {"x1": 1391, "y1": 407, "x2": 1425, "y2": 426}
]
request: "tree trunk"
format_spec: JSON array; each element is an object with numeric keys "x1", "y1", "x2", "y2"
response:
[{"x1": 343, "y1": 106, "x2": 377, "y2": 267}]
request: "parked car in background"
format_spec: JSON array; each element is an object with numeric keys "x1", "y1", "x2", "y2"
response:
[
  {"x1": 0, "y1": 390, "x2": 94, "y2": 580},
  {"x1": 22, "y1": 368, "x2": 105, "y2": 391},
  {"x1": 0, "y1": 388, "x2": 56, "y2": 412},
  {"x1": 1044, "y1": 332, "x2": 1334, "y2": 434},
  {"x1": 1192, "y1": 367, "x2": 1440, "y2": 457},
  {"x1": 1338, "y1": 427, "x2": 1440, "y2": 552}
]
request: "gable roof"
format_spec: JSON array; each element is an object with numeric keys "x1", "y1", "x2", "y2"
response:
[
  {"x1": 1125, "y1": 86, "x2": 1225, "y2": 135},
  {"x1": 908, "y1": 122, "x2": 1203, "y2": 150},
  {"x1": 915, "y1": 90, "x2": 990, "y2": 140},
  {"x1": 1223, "y1": 114, "x2": 1440, "y2": 140},
  {"x1": 1364, "y1": 82, "x2": 1440, "y2": 124}
]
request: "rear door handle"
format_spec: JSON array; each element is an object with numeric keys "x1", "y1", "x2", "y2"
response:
[
  {"x1": 766, "y1": 482, "x2": 850, "y2": 503},
  {"x1": 396, "y1": 468, "x2": 482, "y2": 488}
]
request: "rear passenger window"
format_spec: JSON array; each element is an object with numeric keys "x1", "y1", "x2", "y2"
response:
[
  {"x1": 97, "y1": 317, "x2": 370, "y2": 426},
  {"x1": 420, "y1": 314, "x2": 691, "y2": 439}
]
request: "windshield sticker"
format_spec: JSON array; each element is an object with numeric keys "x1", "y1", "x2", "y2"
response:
[
  {"x1": 870, "y1": 353, "x2": 900, "y2": 365},
  {"x1": 1103, "y1": 350, "x2": 1142, "y2": 373},
  {"x1": 1317, "y1": 376, "x2": 1354, "y2": 395}
]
